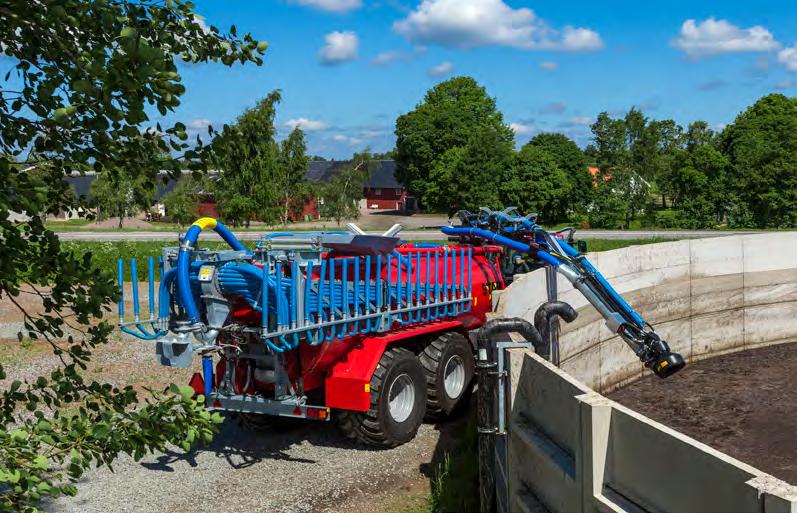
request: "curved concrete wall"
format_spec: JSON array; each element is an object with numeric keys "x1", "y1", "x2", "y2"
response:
[{"x1": 496, "y1": 233, "x2": 797, "y2": 393}]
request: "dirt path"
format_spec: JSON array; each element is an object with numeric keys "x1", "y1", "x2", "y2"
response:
[{"x1": 608, "y1": 342, "x2": 797, "y2": 484}]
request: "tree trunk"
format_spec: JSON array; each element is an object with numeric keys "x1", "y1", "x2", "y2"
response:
[{"x1": 661, "y1": 193, "x2": 666, "y2": 209}]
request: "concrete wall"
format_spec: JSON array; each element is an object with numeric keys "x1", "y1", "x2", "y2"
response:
[
  {"x1": 497, "y1": 233, "x2": 797, "y2": 393},
  {"x1": 495, "y1": 234, "x2": 797, "y2": 512},
  {"x1": 505, "y1": 349, "x2": 797, "y2": 513}
]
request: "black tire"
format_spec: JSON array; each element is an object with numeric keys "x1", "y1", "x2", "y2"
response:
[
  {"x1": 337, "y1": 346, "x2": 427, "y2": 447},
  {"x1": 419, "y1": 331, "x2": 475, "y2": 419}
]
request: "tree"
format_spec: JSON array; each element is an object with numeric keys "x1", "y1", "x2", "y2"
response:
[
  {"x1": 0, "y1": 1, "x2": 264, "y2": 510},
  {"x1": 685, "y1": 121, "x2": 715, "y2": 151},
  {"x1": 395, "y1": 77, "x2": 514, "y2": 210},
  {"x1": 589, "y1": 178, "x2": 627, "y2": 229},
  {"x1": 213, "y1": 91, "x2": 282, "y2": 227},
  {"x1": 719, "y1": 94, "x2": 797, "y2": 228},
  {"x1": 591, "y1": 112, "x2": 628, "y2": 172},
  {"x1": 503, "y1": 144, "x2": 569, "y2": 223},
  {"x1": 275, "y1": 127, "x2": 311, "y2": 226},
  {"x1": 90, "y1": 168, "x2": 156, "y2": 228},
  {"x1": 527, "y1": 133, "x2": 591, "y2": 219},
  {"x1": 162, "y1": 174, "x2": 215, "y2": 227},
  {"x1": 320, "y1": 156, "x2": 369, "y2": 226},
  {"x1": 424, "y1": 127, "x2": 513, "y2": 214}
]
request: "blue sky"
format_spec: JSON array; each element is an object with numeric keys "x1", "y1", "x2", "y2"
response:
[{"x1": 175, "y1": 1, "x2": 795, "y2": 157}]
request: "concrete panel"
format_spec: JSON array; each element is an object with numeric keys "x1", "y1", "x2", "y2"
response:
[
  {"x1": 504, "y1": 351, "x2": 797, "y2": 513},
  {"x1": 691, "y1": 309, "x2": 745, "y2": 361},
  {"x1": 560, "y1": 342, "x2": 602, "y2": 392},
  {"x1": 743, "y1": 301, "x2": 797, "y2": 347},
  {"x1": 690, "y1": 273, "x2": 744, "y2": 316},
  {"x1": 745, "y1": 269, "x2": 797, "y2": 307},
  {"x1": 690, "y1": 235, "x2": 743, "y2": 278},
  {"x1": 598, "y1": 335, "x2": 644, "y2": 394},
  {"x1": 559, "y1": 319, "x2": 603, "y2": 363},
  {"x1": 743, "y1": 233, "x2": 797, "y2": 275},
  {"x1": 606, "y1": 404, "x2": 763, "y2": 513}
]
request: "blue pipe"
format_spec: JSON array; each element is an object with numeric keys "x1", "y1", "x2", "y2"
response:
[
  {"x1": 202, "y1": 356, "x2": 213, "y2": 396},
  {"x1": 177, "y1": 218, "x2": 249, "y2": 324},
  {"x1": 440, "y1": 226, "x2": 561, "y2": 268},
  {"x1": 557, "y1": 240, "x2": 646, "y2": 328}
]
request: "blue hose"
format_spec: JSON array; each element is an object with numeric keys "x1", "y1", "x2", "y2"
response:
[
  {"x1": 177, "y1": 218, "x2": 249, "y2": 324},
  {"x1": 440, "y1": 226, "x2": 561, "y2": 267}
]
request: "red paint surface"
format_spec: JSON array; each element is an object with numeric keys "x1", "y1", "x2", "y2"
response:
[{"x1": 324, "y1": 320, "x2": 463, "y2": 411}]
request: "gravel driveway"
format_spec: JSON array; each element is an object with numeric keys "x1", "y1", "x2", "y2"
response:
[{"x1": 47, "y1": 419, "x2": 441, "y2": 513}]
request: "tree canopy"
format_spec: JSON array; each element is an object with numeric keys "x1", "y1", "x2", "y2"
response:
[
  {"x1": 213, "y1": 91, "x2": 282, "y2": 226},
  {"x1": 394, "y1": 76, "x2": 514, "y2": 211},
  {"x1": 719, "y1": 94, "x2": 797, "y2": 228}
]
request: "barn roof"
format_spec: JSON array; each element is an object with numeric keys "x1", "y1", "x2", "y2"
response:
[{"x1": 306, "y1": 160, "x2": 401, "y2": 189}]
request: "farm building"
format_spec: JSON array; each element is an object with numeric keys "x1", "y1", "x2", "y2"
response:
[{"x1": 51, "y1": 159, "x2": 412, "y2": 222}]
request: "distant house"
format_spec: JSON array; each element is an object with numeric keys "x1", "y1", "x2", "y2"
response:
[
  {"x1": 53, "y1": 159, "x2": 412, "y2": 222},
  {"x1": 306, "y1": 160, "x2": 408, "y2": 212}
]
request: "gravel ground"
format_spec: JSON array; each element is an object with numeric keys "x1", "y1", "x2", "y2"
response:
[{"x1": 46, "y1": 420, "x2": 440, "y2": 513}]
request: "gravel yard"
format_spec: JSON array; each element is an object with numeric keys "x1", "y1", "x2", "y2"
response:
[{"x1": 46, "y1": 419, "x2": 441, "y2": 513}]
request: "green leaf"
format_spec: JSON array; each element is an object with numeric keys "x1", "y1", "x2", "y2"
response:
[
  {"x1": 33, "y1": 455, "x2": 48, "y2": 470},
  {"x1": 119, "y1": 26, "x2": 137, "y2": 38},
  {"x1": 177, "y1": 385, "x2": 195, "y2": 401}
]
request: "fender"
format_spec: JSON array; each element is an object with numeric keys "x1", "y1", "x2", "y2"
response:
[{"x1": 325, "y1": 320, "x2": 463, "y2": 411}]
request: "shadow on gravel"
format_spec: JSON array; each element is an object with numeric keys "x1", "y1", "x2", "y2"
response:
[{"x1": 138, "y1": 415, "x2": 371, "y2": 473}]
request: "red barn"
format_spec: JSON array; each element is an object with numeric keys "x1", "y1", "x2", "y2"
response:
[{"x1": 304, "y1": 160, "x2": 412, "y2": 216}]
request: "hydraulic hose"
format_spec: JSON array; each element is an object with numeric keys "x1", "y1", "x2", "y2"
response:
[
  {"x1": 477, "y1": 317, "x2": 544, "y2": 354},
  {"x1": 533, "y1": 301, "x2": 577, "y2": 364},
  {"x1": 440, "y1": 225, "x2": 560, "y2": 267},
  {"x1": 177, "y1": 217, "x2": 249, "y2": 324}
]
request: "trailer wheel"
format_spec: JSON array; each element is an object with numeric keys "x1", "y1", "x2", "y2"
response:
[
  {"x1": 420, "y1": 331, "x2": 474, "y2": 419},
  {"x1": 337, "y1": 347, "x2": 426, "y2": 447}
]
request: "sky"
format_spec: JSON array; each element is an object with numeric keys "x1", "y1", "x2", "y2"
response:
[{"x1": 122, "y1": 1, "x2": 797, "y2": 157}]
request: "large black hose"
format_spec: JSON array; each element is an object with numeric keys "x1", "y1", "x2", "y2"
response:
[
  {"x1": 476, "y1": 317, "x2": 543, "y2": 513},
  {"x1": 534, "y1": 301, "x2": 577, "y2": 365}
]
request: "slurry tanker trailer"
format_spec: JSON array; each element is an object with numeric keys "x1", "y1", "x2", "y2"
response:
[{"x1": 117, "y1": 208, "x2": 684, "y2": 447}]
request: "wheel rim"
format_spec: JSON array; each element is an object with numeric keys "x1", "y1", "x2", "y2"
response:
[
  {"x1": 388, "y1": 373, "x2": 416, "y2": 423},
  {"x1": 443, "y1": 355, "x2": 466, "y2": 399}
]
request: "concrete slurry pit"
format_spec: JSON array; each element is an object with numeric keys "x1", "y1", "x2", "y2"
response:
[{"x1": 608, "y1": 341, "x2": 797, "y2": 485}]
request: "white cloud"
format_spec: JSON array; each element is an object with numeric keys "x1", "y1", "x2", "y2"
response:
[
  {"x1": 428, "y1": 61, "x2": 454, "y2": 77},
  {"x1": 290, "y1": 0, "x2": 362, "y2": 13},
  {"x1": 510, "y1": 122, "x2": 536, "y2": 136},
  {"x1": 187, "y1": 118, "x2": 212, "y2": 130},
  {"x1": 570, "y1": 116, "x2": 593, "y2": 126},
  {"x1": 372, "y1": 51, "x2": 405, "y2": 65},
  {"x1": 778, "y1": 44, "x2": 797, "y2": 71},
  {"x1": 540, "y1": 60, "x2": 558, "y2": 71},
  {"x1": 560, "y1": 27, "x2": 603, "y2": 51},
  {"x1": 331, "y1": 133, "x2": 363, "y2": 145},
  {"x1": 393, "y1": 0, "x2": 601, "y2": 52},
  {"x1": 774, "y1": 78, "x2": 795, "y2": 90},
  {"x1": 672, "y1": 18, "x2": 780, "y2": 57},
  {"x1": 318, "y1": 31, "x2": 359, "y2": 65},
  {"x1": 285, "y1": 118, "x2": 330, "y2": 131}
]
